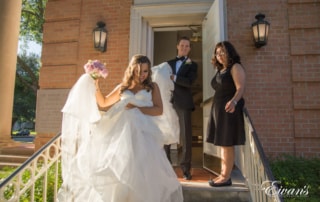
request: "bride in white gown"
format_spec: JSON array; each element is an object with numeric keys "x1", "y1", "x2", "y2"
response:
[{"x1": 58, "y1": 55, "x2": 183, "y2": 202}]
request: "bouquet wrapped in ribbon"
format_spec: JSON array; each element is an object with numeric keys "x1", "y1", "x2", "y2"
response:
[{"x1": 84, "y1": 60, "x2": 108, "y2": 79}]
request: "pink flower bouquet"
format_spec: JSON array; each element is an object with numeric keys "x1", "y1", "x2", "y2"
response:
[{"x1": 84, "y1": 60, "x2": 108, "y2": 79}]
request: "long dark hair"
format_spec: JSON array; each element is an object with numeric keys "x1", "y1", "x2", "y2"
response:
[
  {"x1": 120, "y1": 54, "x2": 153, "y2": 93},
  {"x1": 212, "y1": 41, "x2": 241, "y2": 71}
]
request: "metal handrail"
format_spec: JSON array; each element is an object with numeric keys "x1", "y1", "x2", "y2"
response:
[
  {"x1": 242, "y1": 108, "x2": 283, "y2": 202},
  {"x1": 243, "y1": 108, "x2": 275, "y2": 180},
  {"x1": 0, "y1": 133, "x2": 62, "y2": 202}
]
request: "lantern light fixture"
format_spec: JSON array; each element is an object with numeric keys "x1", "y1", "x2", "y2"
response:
[
  {"x1": 93, "y1": 21, "x2": 108, "y2": 52},
  {"x1": 251, "y1": 13, "x2": 270, "y2": 48}
]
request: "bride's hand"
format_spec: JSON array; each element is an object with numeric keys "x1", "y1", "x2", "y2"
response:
[{"x1": 126, "y1": 103, "x2": 137, "y2": 109}]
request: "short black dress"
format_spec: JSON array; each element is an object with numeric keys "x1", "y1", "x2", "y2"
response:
[{"x1": 206, "y1": 66, "x2": 245, "y2": 146}]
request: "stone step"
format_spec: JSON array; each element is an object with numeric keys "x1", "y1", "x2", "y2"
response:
[
  {"x1": 0, "y1": 143, "x2": 34, "y2": 156},
  {"x1": 0, "y1": 162, "x2": 21, "y2": 169},
  {"x1": 0, "y1": 154, "x2": 30, "y2": 169},
  {"x1": 0, "y1": 142, "x2": 35, "y2": 169},
  {"x1": 0, "y1": 154, "x2": 29, "y2": 163},
  {"x1": 176, "y1": 167, "x2": 250, "y2": 202},
  {"x1": 182, "y1": 181, "x2": 250, "y2": 202}
]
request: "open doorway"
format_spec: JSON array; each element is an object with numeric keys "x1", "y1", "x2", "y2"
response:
[
  {"x1": 129, "y1": 0, "x2": 226, "y2": 173},
  {"x1": 153, "y1": 29, "x2": 204, "y2": 167}
]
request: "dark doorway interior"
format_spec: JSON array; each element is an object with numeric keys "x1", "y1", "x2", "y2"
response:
[{"x1": 154, "y1": 30, "x2": 203, "y2": 167}]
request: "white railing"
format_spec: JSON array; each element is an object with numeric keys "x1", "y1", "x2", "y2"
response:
[
  {"x1": 241, "y1": 108, "x2": 283, "y2": 202},
  {"x1": 0, "y1": 133, "x2": 62, "y2": 202}
]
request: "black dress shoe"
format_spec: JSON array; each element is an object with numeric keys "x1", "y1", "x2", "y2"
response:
[
  {"x1": 208, "y1": 178, "x2": 232, "y2": 187},
  {"x1": 183, "y1": 172, "x2": 192, "y2": 180}
]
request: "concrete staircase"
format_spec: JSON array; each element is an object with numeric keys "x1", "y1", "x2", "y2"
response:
[
  {"x1": 0, "y1": 142, "x2": 35, "y2": 169},
  {"x1": 172, "y1": 146, "x2": 250, "y2": 202},
  {"x1": 180, "y1": 168, "x2": 250, "y2": 202}
]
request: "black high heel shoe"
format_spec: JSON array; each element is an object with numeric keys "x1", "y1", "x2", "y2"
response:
[
  {"x1": 183, "y1": 172, "x2": 192, "y2": 180},
  {"x1": 208, "y1": 178, "x2": 232, "y2": 187}
]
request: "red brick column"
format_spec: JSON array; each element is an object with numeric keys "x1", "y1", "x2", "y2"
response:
[{"x1": 0, "y1": 0, "x2": 22, "y2": 143}]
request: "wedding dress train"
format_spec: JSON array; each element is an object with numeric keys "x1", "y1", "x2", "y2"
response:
[{"x1": 58, "y1": 63, "x2": 183, "y2": 202}]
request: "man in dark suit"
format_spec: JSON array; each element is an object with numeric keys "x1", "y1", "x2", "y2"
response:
[{"x1": 165, "y1": 36, "x2": 198, "y2": 180}]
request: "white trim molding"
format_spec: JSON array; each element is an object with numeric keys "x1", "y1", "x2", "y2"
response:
[{"x1": 129, "y1": 2, "x2": 212, "y2": 58}]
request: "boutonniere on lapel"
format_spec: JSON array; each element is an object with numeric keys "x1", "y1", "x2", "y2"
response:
[{"x1": 185, "y1": 58, "x2": 192, "y2": 65}]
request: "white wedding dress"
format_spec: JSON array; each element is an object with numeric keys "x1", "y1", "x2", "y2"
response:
[{"x1": 58, "y1": 63, "x2": 183, "y2": 202}]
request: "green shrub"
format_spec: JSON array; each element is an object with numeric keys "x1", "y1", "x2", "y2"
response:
[
  {"x1": 0, "y1": 163, "x2": 62, "y2": 202},
  {"x1": 0, "y1": 166, "x2": 17, "y2": 179},
  {"x1": 270, "y1": 155, "x2": 320, "y2": 201}
]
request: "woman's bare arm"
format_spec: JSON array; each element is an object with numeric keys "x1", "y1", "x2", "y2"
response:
[{"x1": 95, "y1": 80, "x2": 121, "y2": 108}]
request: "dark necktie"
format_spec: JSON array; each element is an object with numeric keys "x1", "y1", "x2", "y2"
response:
[{"x1": 176, "y1": 56, "x2": 185, "y2": 61}]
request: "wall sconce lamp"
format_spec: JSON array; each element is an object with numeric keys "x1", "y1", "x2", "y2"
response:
[
  {"x1": 251, "y1": 13, "x2": 270, "y2": 48},
  {"x1": 93, "y1": 21, "x2": 108, "y2": 52}
]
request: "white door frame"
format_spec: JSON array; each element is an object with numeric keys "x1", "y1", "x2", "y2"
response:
[{"x1": 129, "y1": 2, "x2": 212, "y2": 62}]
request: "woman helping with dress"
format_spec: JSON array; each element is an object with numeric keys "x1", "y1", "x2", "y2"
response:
[{"x1": 58, "y1": 54, "x2": 183, "y2": 202}]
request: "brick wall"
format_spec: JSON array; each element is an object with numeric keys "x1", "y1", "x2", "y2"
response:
[
  {"x1": 36, "y1": 0, "x2": 320, "y2": 157},
  {"x1": 226, "y1": 0, "x2": 320, "y2": 157},
  {"x1": 41, "y1": 0, "x2": 132, "y2": 90},
  {"x1": 289, "y1": 0, "x2": 320, "y2": 157},
  {"x1": 35, "y1": 0, "x2": 132, "y2": 149}
]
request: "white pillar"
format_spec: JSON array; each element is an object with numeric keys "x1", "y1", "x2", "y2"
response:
[{"x1": 0, "y1": 0, "x2": 22, "y2": 143}]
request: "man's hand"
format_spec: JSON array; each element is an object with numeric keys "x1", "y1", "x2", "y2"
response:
[{"x1": 170, "y1": 74, "x2": 175, "y2": 81}]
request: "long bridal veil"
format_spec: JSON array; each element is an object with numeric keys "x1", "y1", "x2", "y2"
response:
[
  {"x1": 58, "y1": 62, "x2": 180, "y2": 201},
  {"x1": 58, "y1": 74, "x2": 102, "y2": 201}
]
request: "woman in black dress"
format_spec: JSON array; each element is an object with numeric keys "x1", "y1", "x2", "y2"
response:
[{"x1": 207, "y1": 41, "x2": 246, "y2": 187}]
